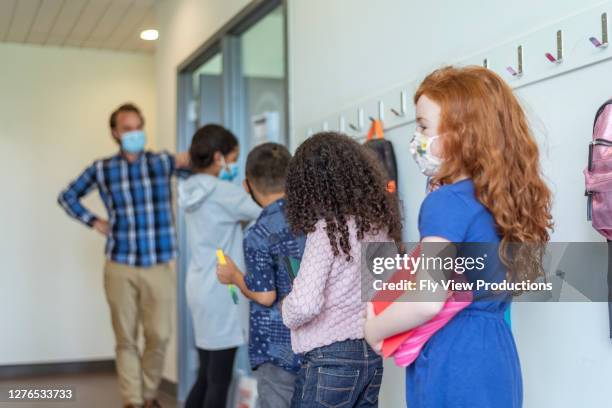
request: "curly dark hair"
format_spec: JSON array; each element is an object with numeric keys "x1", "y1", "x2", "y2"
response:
[{"x1": 286, "y1": 132, "x2": 402, "y2": 260}]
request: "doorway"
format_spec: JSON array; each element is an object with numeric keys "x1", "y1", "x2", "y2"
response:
[{"x1": 176, "y1": 0, "x2": 287, "y2": 403}]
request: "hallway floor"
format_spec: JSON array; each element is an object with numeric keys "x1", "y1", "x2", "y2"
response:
[{"x1": 0, "y1": 372, "x2": 178, "y2": 408}]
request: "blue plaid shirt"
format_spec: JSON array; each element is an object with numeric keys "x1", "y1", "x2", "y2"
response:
[
  {"x1": 243, "y1": 199, "x2": 305, "y2": 373},
  {"x1": 58, "y1": 151, "x2": 177, "y2": 267}
]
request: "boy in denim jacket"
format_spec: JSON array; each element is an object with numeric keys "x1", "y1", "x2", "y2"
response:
[{"x1": 216, "y1": 143, "x2": 304, "y2": 408}]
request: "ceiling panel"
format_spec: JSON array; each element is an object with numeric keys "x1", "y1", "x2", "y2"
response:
[
  {"x1": 119, "y1": 8, "x2": 155, "y2": 52},
  {"x1": 0, "y1": 0, "x2": 18, "y2": 41},
  {"x1": 5, "y1": 0, "x2": 42, "y2": 43},
  {"x1": 101, "y1": 1, "x2": 152, "y2": 50},
  {"x1": 27, "y1": 0, "x2": 65, "y2": 44},
  {"x1": 80, "y1": 0, "x2": 133, "y2": 48},
  {"x1": 137, "y1": 9, "x2": 158, "y2": 53},
  {"x1": 63, "y1": 0, "x2": 113, "y2": 47},
  {"x1": 0, "y1": 0, "x2": 157, "y2": 53},
  {"x1": 45, "y1": 0, "x2": 89, "y2": 46}
]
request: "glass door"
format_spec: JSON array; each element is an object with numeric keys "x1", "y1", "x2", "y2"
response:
[
  {"x1": 176, "y1": 49, "x2": 224, "y2": 402},
  {"x1": 239, "y1": 5, "x2": 286, "y2": 150},
  {"x1": 193, "y1": 53, "x2": 223, "y2": 127}
]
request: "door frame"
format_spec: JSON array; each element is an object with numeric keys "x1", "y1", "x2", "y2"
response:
[{"x1": 175, "y1": 0, "x2": 288, "y2": 401}]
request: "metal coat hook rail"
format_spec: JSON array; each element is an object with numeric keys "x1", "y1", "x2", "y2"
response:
[
  {"x1": 305, "y1": 3, "x2": 612, "y2": 140},
  {"x1": 545, "y1": 30, "x2": 564, "y2": 63},
  {"x1": 506, "y1": 45, "x2": 524, "y2": 77},
  {"x1": 349, "y1": 108, "x2": 365, "y2": 132},
  {"x1": 590, "y1": 12, "x2": 608, "y2": 48},
  {"x1": 368, "y1": 101, "x2": 385, "y2": 123},
  {"x1": 390, "y1": 91, "x2": 407, "y2": 117}
]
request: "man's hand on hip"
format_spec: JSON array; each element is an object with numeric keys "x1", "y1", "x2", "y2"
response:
[
  {"x1": 175, "y1": 152, "x2": 191, "y2": 169},
  {"x1": 93, "y1": 219, "x2": 110, "y2": 236}
]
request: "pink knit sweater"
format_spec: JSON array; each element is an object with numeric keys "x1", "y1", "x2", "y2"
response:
[{"x1": 282, "y1": 219, "x2": 391, "y2": 353}]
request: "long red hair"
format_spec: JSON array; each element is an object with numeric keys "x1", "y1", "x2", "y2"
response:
[{"x1": 415, "y1": 66, "x2": 553, "y2": 284}]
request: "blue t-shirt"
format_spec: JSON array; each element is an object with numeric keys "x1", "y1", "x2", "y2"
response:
[
  {"x1": 407, "y1": 179, "x2": 521, "y2": 408},
  {"x1": 419, "y1": 178, "x2": 509, "y2": 305},
  {"x1": 419, "y1": 179, "x2": 499, "y2": 242},
  {"x1": 243, "y1": 198, "x2": 305, "y2": 373}
]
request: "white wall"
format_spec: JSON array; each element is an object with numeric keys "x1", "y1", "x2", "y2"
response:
[
  {"x1": 288, "y1": 1, "x2": 612, "y2": 407},
  {"x1": 288, "y1": 0, "x2": 609, "y2": 145},
  {"x1": 154, "y1": 0, "x2": 612, "y2": 404},
  {"x1": 510, "y1": 62, "x2": 612, "y2": 407},
  {"x1": 0, "y1": 44, "x2": 156, "y2": 365}
]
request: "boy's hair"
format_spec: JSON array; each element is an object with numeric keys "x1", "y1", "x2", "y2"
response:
[
  {"x1": 189, "y1": 124, "x2": 238, "y2": 170},
  {"x1": 245, "y1": 143, "x2": 291, "y2": 194},
  {"x1": 285, "y1": 132, "x2": 402, "y2": 261},
  {"x1": 109, "y1": 103, "x2": 144, "y2": 129}
]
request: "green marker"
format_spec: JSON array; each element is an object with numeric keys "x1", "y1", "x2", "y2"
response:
[{"x1": 217, "y1": 249, "x2": 239, "y2": 305}]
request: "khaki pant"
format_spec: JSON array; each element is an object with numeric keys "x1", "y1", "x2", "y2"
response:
[{"x1": 103, "y1": 260, "x2": 174, "y2": 406}]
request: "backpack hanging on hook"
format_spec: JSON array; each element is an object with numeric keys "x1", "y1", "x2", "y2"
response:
[
  {"x1": 583, "y1": 97, "x2": 612, "y2": 339},
  {"x1": 364, "y1": 119, "x2": 398, "y2": 193},
  {"x1": 585, "y1": 98, "x2": 612, "y2": 237}
]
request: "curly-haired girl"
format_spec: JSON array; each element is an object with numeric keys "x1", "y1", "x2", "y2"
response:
[
  {"x1": 365, "y1": 66, "x2": 553, "y2": 408},
  {"x1": 281, "y1": 132, "x2": 401, "y2": 408}
]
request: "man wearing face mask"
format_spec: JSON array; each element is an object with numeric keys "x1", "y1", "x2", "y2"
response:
[{"x1": 57, "y1": 103, "x2": 189, "y2": 408}]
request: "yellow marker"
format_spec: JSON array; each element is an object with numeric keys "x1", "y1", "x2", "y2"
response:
[
  {"x1": 216, "y1": 249, "x2": 238, "y2": 305},
  {"x1": 216, "y1": 249, "x2": 227, "y2": 265}
]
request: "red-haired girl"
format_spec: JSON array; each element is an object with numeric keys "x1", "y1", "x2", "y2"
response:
[{"x1": 365, "y1": 66, "x2": 553, "y2": 407}]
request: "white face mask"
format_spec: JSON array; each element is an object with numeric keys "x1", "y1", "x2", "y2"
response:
[{"x1": 410, "y1": 131, "x2": 442, "y2": 176}]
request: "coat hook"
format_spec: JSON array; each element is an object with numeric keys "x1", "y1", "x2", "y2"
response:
[
  {"x1": 339, "y1": 115, "x2": 346, "y2": 132},
  {"x1": 545, "y1": 30, "x2": 563, "y2": 63},
  {"x1": 378, "y1": 100, "x2": 384, "y2": 122},
  {"x1": 589, "y1": 12, "x2": 608, "y2": 48},
  {"x1": 506, "y1": 45, "x2": 523, "y2": 77},
  {"x1": 483, "y1": 58, "x2": 489, "y2": 69},
  {"x1": 369, "y1": 105, "x2": 385, "y2": 122},
  {"x1": 349, "y1": 108, "x2": 365, "y2": 131},
  {"x1": 390, "y1": 91, "x2": 407, "y2": 117}
]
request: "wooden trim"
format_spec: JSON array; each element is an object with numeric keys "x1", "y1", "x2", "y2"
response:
[
  {"x1": 0, "y1": 360, "x2": 178, "y2": 398},
  {"x1": 0, "y1": 359, "x2": 115, "y2": 380}
]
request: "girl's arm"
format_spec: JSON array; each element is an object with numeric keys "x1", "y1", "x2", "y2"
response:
[
  {"x1": 224, "y1": 183, "x2": 261, "y2": 222},
  {"x1": 364, "y1": 236, "x2": 451, "y2": 347},
  {"x1": 282, "y1": 221, "x2": 333, "y2": 330}
]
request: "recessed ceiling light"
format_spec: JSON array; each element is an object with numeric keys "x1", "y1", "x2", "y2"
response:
[{"x1": 140, "y1": 29, "x2": 159, "y2": 41}]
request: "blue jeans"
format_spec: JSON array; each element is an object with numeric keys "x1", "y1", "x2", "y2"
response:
[
  {"x1": 291, "y1": 339, "x2": 383, "y2": 408},
  {"x1": 254, "y1": 363, "x2": 296, "y2": 408}
]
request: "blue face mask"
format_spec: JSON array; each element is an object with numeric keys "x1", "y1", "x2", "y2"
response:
[
  {"x1": 219, "y1": 157, "x2": 239, "y2": 181},
  {"x1": 121, "y1": 130, "x2": 146, "y2": 153}
]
